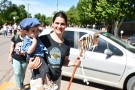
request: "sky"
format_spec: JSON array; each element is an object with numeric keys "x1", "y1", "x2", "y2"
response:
[{"x1": 9, "y1": 0, "x2": 79, "y2": 17}]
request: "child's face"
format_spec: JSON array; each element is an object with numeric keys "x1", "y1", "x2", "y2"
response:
[{"x1": 27, "y1": 27, "x2": 39, "y2": 38}]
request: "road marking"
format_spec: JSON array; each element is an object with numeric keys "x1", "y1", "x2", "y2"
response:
[{"x1": 0, "y1": 82, "x2": 16, "y2": 90}]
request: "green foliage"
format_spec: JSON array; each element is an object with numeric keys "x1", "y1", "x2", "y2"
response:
[
  {"x1": 0, "y1": 0, "x2": 27, "y2": 25},
  {"x1": 46, "y1": 17, "x2": 53, "y2": 26},
  {"x1": 0, "y1": 0, "x2": 12, "y2": 11},
  {"x1": 66, "y1": 6, "x2": 80, "y2": 26},
  {"x1": 34, "y1": 13, "x2": 47, "y2": 25},
  {"x1": 1, "y1": 0, "x2": 135, "y2": 37},
  {"x1": 76, "y1": 0, "x2": 135, "y2": 36}
]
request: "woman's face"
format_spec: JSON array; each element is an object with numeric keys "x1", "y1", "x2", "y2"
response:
[{"x1": 52, "y1": 16, "x2": 67, "y2": 35}]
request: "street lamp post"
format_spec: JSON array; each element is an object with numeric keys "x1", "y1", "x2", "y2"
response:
[
  {"x1": 93, "y1": 24, "x2": 95, "y2": 29},
  {"x1": 56, "y1": 0, "x2": 58, "y2": 12},
  {"x1": 27, "y1": 4, "x2": 30, "y2": 17},
  {"x1": 120, "y1": 30, "x2": 124, "y2": 39}
]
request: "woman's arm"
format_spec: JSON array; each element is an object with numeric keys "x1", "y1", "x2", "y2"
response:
[
  {"x1": 8, "y1": 42, "x2": 14, "y2": 62},
  {"x1": 63, "y1": 56, "x2": 81, "y2": 67},
  {"x1": 28, "y1": 57, "x2": 42, "y2": 69}
]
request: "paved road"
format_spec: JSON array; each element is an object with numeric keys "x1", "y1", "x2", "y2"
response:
[
  {"x1": 0, "y1": 35, "x2": 13, "y2": 85},
  {"x1": 0, "y1": 35, "x2": 121, "y2": 90}
]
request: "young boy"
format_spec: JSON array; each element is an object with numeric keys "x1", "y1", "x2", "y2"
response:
[{"x1": 20, "y1": 18, "x2": 57, "y2": 90}]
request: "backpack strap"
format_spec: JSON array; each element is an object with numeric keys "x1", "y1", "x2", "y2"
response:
[{"x1": 14, "y1": 35, "x2": 18, "y2": 42}]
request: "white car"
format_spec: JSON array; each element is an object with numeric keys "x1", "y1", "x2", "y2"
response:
[{"x1": 40, "y1": 27, "x2": 135, "y2": 90}]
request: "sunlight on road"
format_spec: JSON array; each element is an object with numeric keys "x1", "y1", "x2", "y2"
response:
[{"x1": 0, "y1": 82, "x2": 16, "y2": 90}]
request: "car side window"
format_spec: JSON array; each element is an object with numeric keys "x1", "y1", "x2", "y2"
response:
[
  {"x1": 107, "y1": 42, "x2": 123, "y2": 56},
  {"x1": 94, "y1": 38, "x2": 107, "y2": 53},
  {"x1": 79, "y1": 32, "x2": 87, "y2": 38},
  {"x1": 63, "y1": 31, "x2": 74, "y2": 48},
  {"x1": 94, "y1": 38, "x2": 123, "y2": 56}
]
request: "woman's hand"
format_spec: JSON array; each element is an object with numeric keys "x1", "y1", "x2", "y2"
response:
[
  {"x1": 64, "y1": 56, "x2": 81, "y2": 67},
  {"x1": 28, "y1": 57, "x2": 42, "y2": 69},
  {"x1": 74, "y1": 56, "x2": 81, "y2": 67}
]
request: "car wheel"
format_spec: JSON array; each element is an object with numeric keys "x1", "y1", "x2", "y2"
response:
[{"x1": 127, "y1": 76, "x2": 135, "y2": 90}]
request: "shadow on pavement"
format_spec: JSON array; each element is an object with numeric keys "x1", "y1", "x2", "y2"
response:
[{"x1": 62, "y1": 76, "x2": 121, "y2": 90}]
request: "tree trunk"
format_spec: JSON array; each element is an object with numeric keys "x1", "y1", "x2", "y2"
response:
[
  {"x1": 112, "y1": 21, "x2": 118, "y2": 37},
  {"x1": 113, "y1": 19, "x2": 124, "y2": 37}
]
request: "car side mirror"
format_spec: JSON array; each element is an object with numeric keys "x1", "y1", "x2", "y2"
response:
[{"x1": 104, "y1": 49, "x2": 113, "y2": 56}]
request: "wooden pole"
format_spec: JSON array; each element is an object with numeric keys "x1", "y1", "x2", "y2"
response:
[
  {"x1": 67, "y1": 65, "x2": 78, "y2": 90},
  {"x1": 67, "y1": 33, "x2": 99, "y2": 90},
  {"x1": 67, "y1": 48, "x2": 83, "y2": 90}
]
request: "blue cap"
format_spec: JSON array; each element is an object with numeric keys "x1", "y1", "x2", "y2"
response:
[{"x1": 20, "y1": 18, "x2": 40, "y2": 30}]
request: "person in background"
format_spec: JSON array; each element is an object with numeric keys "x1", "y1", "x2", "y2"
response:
[
  {"x1": 8, "y1": 27, "x2": 27, "y2": 90},
  {"x1": 39, "y1": 24, "x2": 52, "y2": 36},
  {"x1": 100, "y1": 25, "x2": 107, "y2": 32},
  {"x1": 8, "y1": 24, "x2": 13, "y2": 36},
  {"x1": 38, "y1": 24, "x2": 46, "y2": 34},
  {"x1": 13, "y1": 23, "x2": 18, "y2": 36},
  {"x1": 28, "y1": 11, "x2": 81, "y2": 90},
  {"x1": 3, "y1": 23, "x2": 8, "y2": 38}
]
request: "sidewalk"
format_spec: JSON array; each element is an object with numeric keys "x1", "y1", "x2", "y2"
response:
[
  {"x1": 0, "y1": 67, "x2": 31, "y2": 90},
  {"x1": 0, "y1": 68, "x2": 101, "y2": 90}
]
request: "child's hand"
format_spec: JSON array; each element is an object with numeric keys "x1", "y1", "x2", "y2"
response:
[{"x1": 32, "y1": 37, "x2": 37, "y2": 42}]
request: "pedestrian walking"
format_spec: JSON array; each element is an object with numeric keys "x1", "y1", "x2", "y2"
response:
[
  {"x1": 13, "y1": 23, "x2": 18, "y2": 36},
  {"x1": 8, "y1": 28, "x2": 27, "y2": 90},
  {"x1": 3, "y1": 23, "x2": 8, "y2": 38},
  {"x1": 8, "y1": 24, "x2": 13, "y2": 36}
]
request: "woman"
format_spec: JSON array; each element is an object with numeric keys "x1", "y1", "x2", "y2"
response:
[
  {"x1": 28, "y1": 11, "x2": 81, "y2": 90},
  {"x1": 8, "y1": 28, "x2": 27, "y2": 90}
]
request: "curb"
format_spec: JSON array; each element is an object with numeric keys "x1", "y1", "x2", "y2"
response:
[{"x1": 0, "y1": 68, "x2": 14, "y2": 85}]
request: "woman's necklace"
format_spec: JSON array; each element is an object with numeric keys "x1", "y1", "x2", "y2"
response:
[
  {"x1": 59, "y1": 39, "x2": 64, "y2": 46},
  {"x1": 50, "y1": 33, "x2": 64, "y2": 46}
]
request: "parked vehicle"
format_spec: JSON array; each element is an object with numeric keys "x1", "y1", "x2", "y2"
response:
[
  {"x1": 40, "y1": 27, "x2": 135, "y2": 90},
  {"x1": 127, "y1": 34, "x2": 135, "y2": 45}
]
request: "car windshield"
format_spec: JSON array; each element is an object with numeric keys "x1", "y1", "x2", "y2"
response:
[{"x1": 101, "y1": 32, "x2": 135, "y2": 53}]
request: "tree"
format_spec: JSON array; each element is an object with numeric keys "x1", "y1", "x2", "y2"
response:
[
  {"x1": 76, "y1": 0, "x2": 135, "y2": 37},
  {"x1": 0, "y1": 0, "x2": 12, "y2": 24},
  {"x1": 2, "y1": 4, "x2": 27, "y2": 24},
  {"x1": 0, "y1": 0, "x2": 28, "y2": 25},
  {"x1": 66, "y1": 6, "x2": 80, "y2": 27},
  {"x1": 77, "y1": 0, "x2": 97, "y2": 27},
  {"x1": 34, "y1": 13, "x2": 47, "y2": 25},
  {"x1": 95, "y1": 0, "x2": 135, "y2": 36},
  {"x1": 0, "y1": 0, "x2": 12, "y2": 11},
  {"x1": 17, "y1": 5, "x2": 28, "y2": 21},
  {"x1": 46, "y1": 16, "x2": 53, "y2": 26}
]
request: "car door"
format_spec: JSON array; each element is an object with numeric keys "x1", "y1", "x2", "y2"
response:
[
  {"x1": 62, "y1": 30, "x2": 84, "y2": 75},
  {"x1": 80, "y1": 36, "x2": 127, "y2": 85}
]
